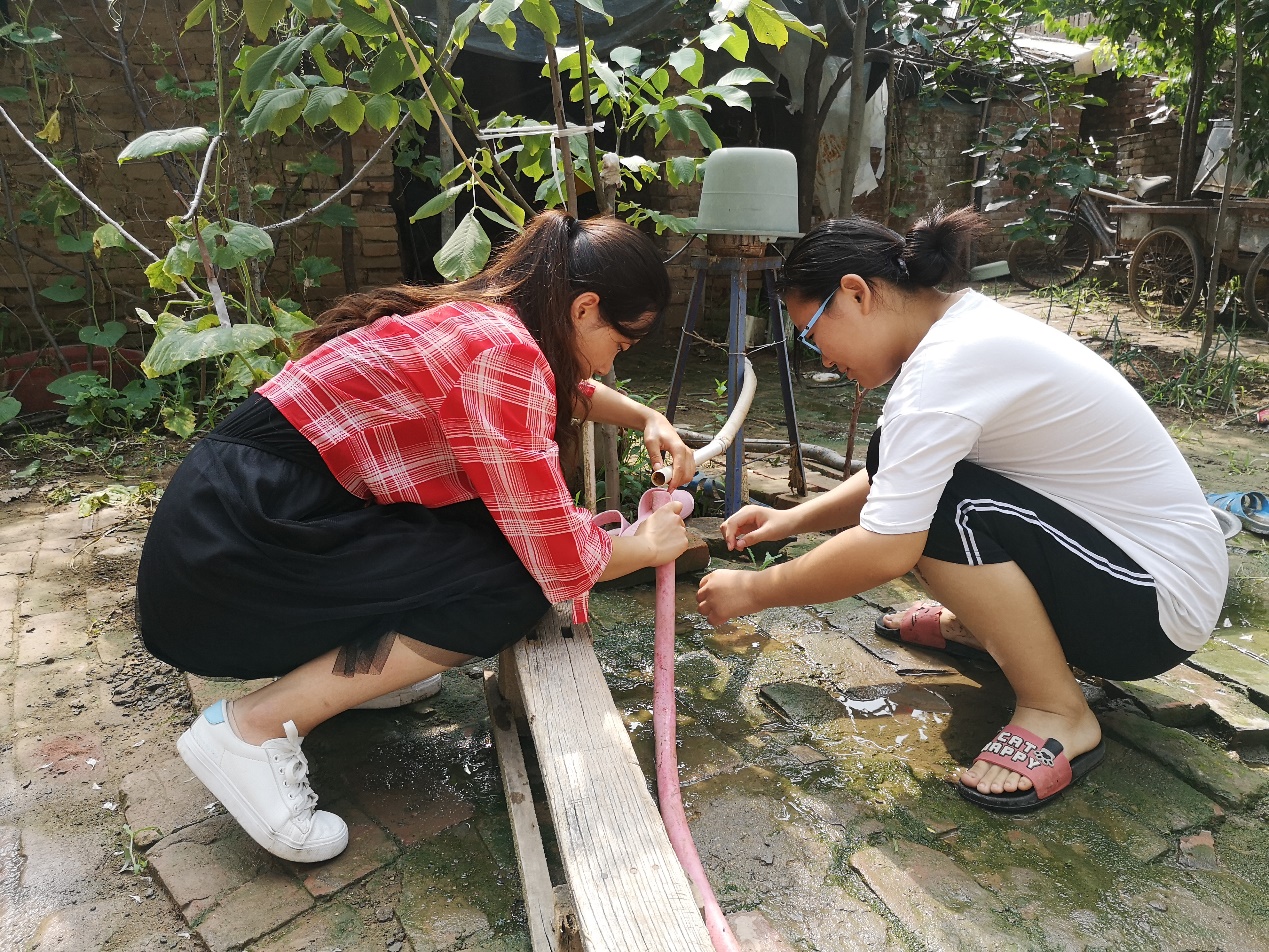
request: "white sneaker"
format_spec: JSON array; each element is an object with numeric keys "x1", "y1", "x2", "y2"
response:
[
  {"x1": 352, "y1": 673, "x2": 444, "y2": 710},
  {"x1": 177, "y1": 700, "x2": 348, "y2": 863}
]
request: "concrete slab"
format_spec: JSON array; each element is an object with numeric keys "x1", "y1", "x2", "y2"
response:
[
  {"x1": 1163, "y1": 664, "x2": 1269, "y2": 741},
  {"x1": 248, "y1": 900, "x2": 389, "y2": 952},
  {"x1": 1102, "y1": 710, "x2": 1269, "y2": 808}
]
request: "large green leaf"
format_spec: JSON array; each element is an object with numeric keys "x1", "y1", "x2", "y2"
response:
[
  {"x1": 680, "y1": 109, "x2": 721, "y2": 150},
  {"x1": 406, "y1": 98, "x2": 433, "y2": 130},
  {"x1": 142, "y1": 322, "x2": 279, "y2": 377},
  {"x1": 716, "y1": 67, "x2": 772, "y2": 86},
  {"x1": 363, "y1": 93, "x2": 401, "y2": 130},
  {"x1": 410, "y1": 184, "x2": 466, "y2": 222},
  {"x1": 699, "y1": 22, "x2": 748, "y2": 60},
  {"x1": 434, "y1": 210, "x2": 491, "y2": 281},
  {"x1": 701, "y1": 84, "x2": 752, "y2": 109},
  {"x1": 447, "y1": 4, "x2": 481, "y2": 50},
  {"x1": 56, "y1": 232, "x2": 94, "y2": 254},
  {"x1": 520, "y1": 0, "x2": 560, "y2": 45},
  {"x1": 610, "y1": 46, "x2": 640, "y2": 69},
  {"x1": 242, "y1": 36, "x2": 305, "y2": 97},
  {"x1": 242, "y1": 86, "x2": 308, "y2": 138},
  {"x1": 117, "y1": 126, "x2": 210, "y2": 163},
  {"x1": 92, "y1": 223, "x2": 128, "y2": 256},
  {"x1": 203, "y1": 221, "x2": 275, "y2": 269},
  {"x1": 314, "y1": 204, "x2": 359, "y2": 227},
  {"x1": 573, "y1": 0, "x2": 610, "y2": 20},
  {"x1": 329, "y1": 91, "x2": 365, "y2": 133},
  {"x1": 0, "y1": 395, "x2": 20, "y2": 425},
  {"x1": 38, "y1": 277, "x2": 86, "y2": 303},
  {"x1": 339, "y1": 0, "x2": 395, "y2": 36},
  {"x1": 369, "y1": 42, "x2": 416, "y2": 93},
  {"x1": 744, "y1": 0, "x2": 788, "y2": 48},
  {"x1": 0, "y1": 86, "x2": 29, "y2": 102},
  {"x1": 668, "y1": 48, "x2": 704, "y2": 86},
  {"x1": 591, "y1": 58, "x2": 626, "y2": 101},
  {"x1": 303, "y1": 85, "x2": 350, "y2": 126},
  {"x1": 79, "y1": 321, "x2": 127, "y2": 347},
  {"x1": 243, "y1": 0, "x2": 288, "y2": 39},
  {"x1": 480, "y1": 0, "x2": 521, "y2": 25}
]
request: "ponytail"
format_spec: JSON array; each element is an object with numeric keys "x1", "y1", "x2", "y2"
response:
[{"x1": 781, "y1": 204, "x2": 984, "y2": 300}]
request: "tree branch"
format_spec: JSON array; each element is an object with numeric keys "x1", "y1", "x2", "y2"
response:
[{"x1": 262, "y1": 124, "x2": 402, "y2": 233}]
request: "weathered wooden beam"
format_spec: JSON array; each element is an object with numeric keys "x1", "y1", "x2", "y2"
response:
[
  {"x1": 506, "y1": 611, "x2": 714, "y2": 952},
  {"x1": 483, "y1": 670, "x2": 558, "y2": 952}
]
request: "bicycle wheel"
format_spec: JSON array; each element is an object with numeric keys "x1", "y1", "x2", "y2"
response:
[
  {"x1": 1128, "y1": 226, "x2": 1203, "y2": 323},
  {"x1": 1244, "y1": 245, "x2": 1269, "y2": 329},
  {"x1": 1007, "y1": 215, "x2": 1096, "y2": 290}
]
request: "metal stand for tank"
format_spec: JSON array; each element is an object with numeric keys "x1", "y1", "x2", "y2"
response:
[{"x1": 665, "y1": 254, "x2": 806, "y2": 516}]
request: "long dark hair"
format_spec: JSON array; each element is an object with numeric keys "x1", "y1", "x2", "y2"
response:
[
  {"x1": 780, "y1": 205, "x2": 985, "y2": 301},
  {"x1": 296, "y1": 211, "x2": 671, "y2": 460}
]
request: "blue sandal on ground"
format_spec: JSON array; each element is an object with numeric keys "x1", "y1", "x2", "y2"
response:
[{"x1": 1205, "y1": 491, "x2": 1269, "y2": 536}]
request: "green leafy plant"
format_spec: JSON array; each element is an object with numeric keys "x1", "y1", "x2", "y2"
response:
[{"x1": 117, "y1": 823, "x2": 161, "y2": 875}]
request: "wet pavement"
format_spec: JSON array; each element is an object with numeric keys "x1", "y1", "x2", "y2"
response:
[{"x1": 3, "y1": 288, "x2": 1269, "y2": 950}]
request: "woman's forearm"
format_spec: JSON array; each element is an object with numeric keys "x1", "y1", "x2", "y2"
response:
[{"x1": 579, "y1": 379, "x2": 657, "y2": 429}]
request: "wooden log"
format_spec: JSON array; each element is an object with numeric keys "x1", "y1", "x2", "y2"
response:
[
  {"x1": 511, "y1": 611, "x2": 714, "y2": 952},
  {"x1": 483, "y1": 671, "x2": 557, "y2": 952}
]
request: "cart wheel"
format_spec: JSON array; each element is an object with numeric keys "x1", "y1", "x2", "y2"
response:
[
  {"x1": 1007, "y1": 214, "x2": 1096, "y2": 290},
  {"x1": 1244, "y1": 245, "x2": 1269, "y2": 329},
  {"x1": 1128, "y1": 225, "x2": 1203, "y2": 323}
]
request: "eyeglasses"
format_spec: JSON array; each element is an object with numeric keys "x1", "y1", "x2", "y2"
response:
[{"x1": 797, "y1": 291, "x2": 835, "y2": 356}]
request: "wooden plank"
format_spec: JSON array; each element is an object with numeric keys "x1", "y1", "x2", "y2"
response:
[
  {"x1": 510, "y1": 612, "x2": 715, "y2": 952},
  {"x1": 483, "y1": 671, "x2": 558, "y2": 952}
]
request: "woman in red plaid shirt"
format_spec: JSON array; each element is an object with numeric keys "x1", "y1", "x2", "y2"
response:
[{"x1": 136, "y1": 211, "x2": 695, "y2": 862}]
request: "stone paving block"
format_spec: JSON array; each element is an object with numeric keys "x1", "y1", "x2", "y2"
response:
[
  {"x1": 284, "y1": 801, "x2": 399, "y2": 898},
  {"x1": 1084, "y1": 739, "x2": 1222, "y2": 834},
  {"x1": 683, "y1": 770, "x2": 891, "y2": 951},
  {"x1": 194, "y1": 869, "x2": 315, "y2": 952},
  {"x1": 354, "y1": 783, "x2": 475, "y2": 847},
  {"x1": 0, "y1": 607, "x2": 13, "y2": 663},
  {"x1": 818, "y1": 596, "x2": 957, "y2": 675},
  {"x1": 1188, "y1": 643, "x2": 1269, "y2": 710},
  {"x1": 1102, "y1": 710, "x2": 1269, "y2": 808},
  {"x1": 12, "y1": 657, "x2": 95, "y2": 731},
  {"x1": 145, "y1": 813, "x2": 275, "y2": 923},
  {"x1": 248, "y1": 900, "x2": 386, "y2": 952},
  {"x1": 728, "y1": 910, "x2": 797, "y2": 952},
  {"x1": 16, "y1": 610, "x2": 91, "y2": 666},
  {"x1": 0, "y1": 549, "x2": 34, "y2": 575},
  {"x1": 397, "y1": 824, "x2": 514, "y2": 952},
  {"x1": 1163, "y1": 664, "x2": 1269, "y2": 741},
  {"x1": 1109, "y1": 673, "x2": 1211, "y2": 727},
  {"x1": 121, "y1": 754, "x2": 226, "y2": 840},
  {"x1": 17, "y1": 580, "x2": 80, "y2": 619},
  {"x1": 849, "y1": 839, "x2": 1031, "y2": 951},
  {"x1": 27, "y1": 893, "x2": 137, "y2": 952}
]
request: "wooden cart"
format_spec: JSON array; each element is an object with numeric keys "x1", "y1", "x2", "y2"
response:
[{"x1": 1107, "y1": 198, "x2": 1269, "y2": 326}]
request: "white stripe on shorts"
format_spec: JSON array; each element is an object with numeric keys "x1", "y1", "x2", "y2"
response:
[{"x1": 954, "y1": 498, "x2": 1155, "y2": 587}]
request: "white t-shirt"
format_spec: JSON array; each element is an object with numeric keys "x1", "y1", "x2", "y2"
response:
[{"x1": 860, "y1": 289, "x2": 1227, "y2": 651}]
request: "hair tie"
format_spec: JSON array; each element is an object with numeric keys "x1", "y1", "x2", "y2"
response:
[{"x1": 896, "y1": 256, "x2": 910, "y2": 281}]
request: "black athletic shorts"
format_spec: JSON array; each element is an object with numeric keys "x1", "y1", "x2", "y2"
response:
[
  {"x1": 136, "y1": 393, "x2": 551, "y2": 679},
  {"x1": 867, "y1": 429, "x2": 1192, "y2": 680}
]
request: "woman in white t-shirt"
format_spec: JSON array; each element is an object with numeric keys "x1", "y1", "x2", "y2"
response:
[{"x1": 696, "y1": 206, "x2": 1227, "y2": 813}]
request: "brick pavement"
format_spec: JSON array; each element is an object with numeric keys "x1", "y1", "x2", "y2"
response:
[{"x1": 6, "y1": 490, "x2": 1269, "y2": 951}]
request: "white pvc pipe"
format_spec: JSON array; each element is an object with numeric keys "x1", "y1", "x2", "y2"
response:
[{"x1": 652, "y1": 357, "x2": 757, "y2": 486}]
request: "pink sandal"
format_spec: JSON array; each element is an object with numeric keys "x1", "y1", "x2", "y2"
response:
[
  {"x1": 958, "y1": 724, "x2": 1107, "y2": 812},
  {"x1": 873, "y1": 603, "x2": 992, "y2": 661}
]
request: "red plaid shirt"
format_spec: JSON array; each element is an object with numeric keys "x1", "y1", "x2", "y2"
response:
[{"x1": 258, "y1": 301, "x2": 609, "y2": 622}]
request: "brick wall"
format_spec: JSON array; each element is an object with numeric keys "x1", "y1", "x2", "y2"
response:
[{"x1": 0, "y1": 1, "x2": 400, "y2": 351}]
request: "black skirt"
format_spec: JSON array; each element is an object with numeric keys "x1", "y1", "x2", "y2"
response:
[{"x1": 136, "y1": 394, "x2": 551, "y2": 679}]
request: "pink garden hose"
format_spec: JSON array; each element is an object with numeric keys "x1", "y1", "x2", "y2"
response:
[{"x1": 650, "y1": 358, "x2": 756, "y2": 952}]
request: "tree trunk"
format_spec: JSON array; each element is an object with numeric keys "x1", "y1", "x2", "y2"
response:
[
  {"x1": 1177, "y1": 4, "x2": 1217, "y2": 198},
  {"x1": 798, "y1": 0, "x2": 831, "y2": 229},
  {"x1": 836, "y1": 0, "x2": 871, "y2": 217}
]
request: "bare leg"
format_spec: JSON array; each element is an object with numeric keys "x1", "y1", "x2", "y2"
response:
[
  {"x1": 231, "y1": 637, "x2": 473, "y2": 745},
  {"x1": 913, "y1": 556, "x2": 1102, "y2": 795}
]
